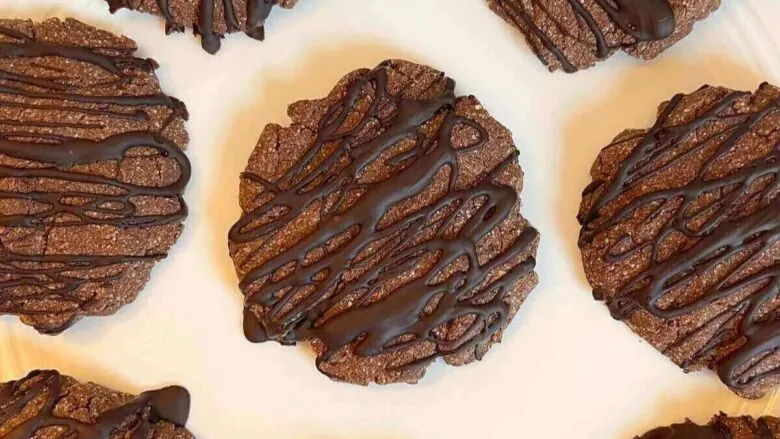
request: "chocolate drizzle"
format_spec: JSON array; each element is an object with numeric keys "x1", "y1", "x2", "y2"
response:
[
  {"x1": 229, "y1": 61, "x2": 538, "y2": 372},
  {"x1": 492, "y1": 0, "x2": 675, "y2": 72},
  {"x1": 0, "y1": 132, "x2": 189, "y2": 228},
  {"x1": 107, "y1": 0, "x2": 276, "y2": 54},
  {"x1": 0, "y1": 21, "x2": 190, "y2": 333},
  {"x1": 0, "y1": 370, "x2": 190, "y2": 439},
  {"x1": 579, "y1": 86, "x2": 780, "y2": 392}
]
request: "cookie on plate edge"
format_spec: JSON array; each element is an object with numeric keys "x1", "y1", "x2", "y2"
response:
[
  {"x1": 0, "y1": 370, "x2": 194, "y2": 438},
  {"x1": 229, "y1": 59, "x2": 540, "y2": 385},
  {"x1": 578, "y1": 82, "x2": 780, "y2": 398},
  {"x1": 105, "y1": 0, "x2": 300, "y2": 54},
  {"x1": 487, "y1": 0, "x2": 722, "y2": 72},
  {"x1": 636, "y1": 413, "x2": 780, "y2": 438},
  {"x1": 0, "y1": 18, "x2": 191, "y2": 335}
]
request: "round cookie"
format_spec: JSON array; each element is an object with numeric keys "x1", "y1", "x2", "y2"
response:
[
  {"x1": 578, "y1": 83, "x2": 780, "y2": 398},
  {"x1": 487, "y1": 0, "x2": 722, "y2": 73},
  {"x1": 229, "y1": 59, "x2": 540, "y2": 385},
  {"x1": 105, "y1": 0, "x2": 300, "y2": 54},
  {"x1": 0, "y1": 370, "x2": 194, "y2": 438},
  {"x1": 637, "y1": 414, "x2": 780, "y2": 438},
  {"x1": 0, "y1": 18, "x2": 190, "y2": 334}
]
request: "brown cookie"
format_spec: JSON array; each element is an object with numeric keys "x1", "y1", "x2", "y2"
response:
[
  {"x1": 105, "y1": 0, "x2": 300, "y2": 54},
  {"x1": 578, "y1": 83, "x2": 780, "y2": 398},
  {"x1": 487, "y1": 0, "x2": 721, "y2": 73},
  {"x1": 229, "y1": 59, "x2": 540, "y2": 385},
  {"x1": 0, "y1": 18, "x2": 190, "y2": 334},
  {"x1": 636, "y1": 413, "x2": 780, "y2": 438},
  {"x1": 0, "y1": 370, "x2": 194, "y2": 438}
]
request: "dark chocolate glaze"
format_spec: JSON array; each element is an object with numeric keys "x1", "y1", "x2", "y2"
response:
[
  {"x1": 638, "y1": 415, "x2": 776, "y2": 439},
  {"x1": 605, "y1": 0, "x2": 676, "y2": 41},
  {"x1": 230, "y1": 61, "x2": 538, "y2": 370},
  {"x1": 0, "y1": 132, "x2": 189, "y2": 228},
  {"x1": 579, "y1": 87, "x2": 780, "y2": 391},
  {"x1": 493, "y1": 0, "x2": 675, "y2": 72},
  {"x1": 0, "y1": 24, "x2": 190, "y2": 333},
  {"x1": 0, "y1": 370, "x2": 190, "y2": 439},
  {"x1": 107, "y1": 0, "x2": 276, "y2": 54}
]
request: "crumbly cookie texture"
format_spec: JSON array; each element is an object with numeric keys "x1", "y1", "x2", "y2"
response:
[
  {"x1": 0, "y1": 370, "x2": 194, "y2": 439},
  {"x1": 106, "y1": 0, "x2": 301, "y2": 54},
  {"x1": 488, "y1": 0, "x2": 721, "y2": 72},
  {"x1": 578, "y1": 83, "x2": 780, "y2": 398},
  {"x1": 229, "y1": 59, "x2": 540, "y2": 385},
  {"x1": 636, "y1": 413, "x2": 780, "y2": 438},
  {"x1": 0, "y1": 18, "x2": 190, "y2": 334}
]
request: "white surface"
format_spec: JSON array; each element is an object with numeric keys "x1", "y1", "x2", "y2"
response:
[{"x1": 1, "y1": 0, "x2": 780, "y2": 438}]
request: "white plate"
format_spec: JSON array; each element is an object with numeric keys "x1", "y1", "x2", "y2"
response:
[{"x1": 1, "y1": 1, "x2": 779, "y2": 438}]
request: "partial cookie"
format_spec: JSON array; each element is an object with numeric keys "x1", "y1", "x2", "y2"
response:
[
  {"x1": 0, "y1": 18, "x2": 190, "y2": 334},
  {"x1": 105, "y1": 0, "x2": 300, "y2": 54},
  {"x1": 578, "y1": 83, "x2": 780, "y2": 398},
  {"x1": 229, "y1": 59, "x2": 540, "y2": 385},
  {"x1": 0, "y1": 370, "x2": 193, "y2": 438},
  {"x1": 637, "y1": 413, "x2": 780, "y2": 438},
  {"x1": 487, "y1": 0, "x2": 721, "y2": 72}
]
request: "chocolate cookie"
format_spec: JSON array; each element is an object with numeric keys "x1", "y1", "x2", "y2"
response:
[
  {"x1": 0, "y1": 18, "x2": 190, "y2": 334},
  {"x1": 229, "y1": 60, "x2": 540, "y2": 385},
  {"x1": 637, "y1": 413, "x2": 780, "y2": 438},
  {"x1": 0, "y1": 370, "x2": 193, "y2": 438},
  {"x1": 105, "y1": 0, "x2": 300, "y2": 54},
  {"x1": 487, "y1": 0, "x2": 721, "y2": 72},
  {"x1": 578, "y1": 83, "x2": 780, "y2": 398}
]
